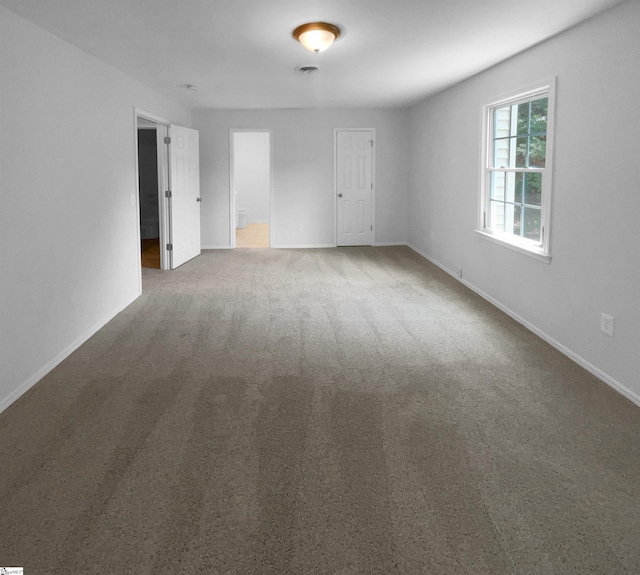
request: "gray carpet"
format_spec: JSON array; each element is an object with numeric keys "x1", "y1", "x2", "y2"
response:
[{"x1": 1, "y1": 246, "x2": 638, "y2": 574}]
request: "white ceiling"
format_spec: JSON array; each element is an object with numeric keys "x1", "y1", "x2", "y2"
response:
[{"x1": 1, "y1": 0, "x2": 627, "y2": 109}]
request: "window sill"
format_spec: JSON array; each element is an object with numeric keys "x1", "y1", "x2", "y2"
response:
[{"x1": 475, "y1": 229, "x2": 551, "y2": 264}]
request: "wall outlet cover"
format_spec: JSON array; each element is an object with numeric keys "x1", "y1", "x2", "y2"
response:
[{"x1": 600, "y1": 313, "x2": 614, "y2": 337}]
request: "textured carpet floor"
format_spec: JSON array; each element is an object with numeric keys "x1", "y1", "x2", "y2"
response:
[{"x1": 1, "y1": 246, "x2": 638, "y2": 574}]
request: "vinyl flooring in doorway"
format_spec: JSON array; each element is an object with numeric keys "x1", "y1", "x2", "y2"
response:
[
  {"x1": 141, "y1": 237, "x2": 161, "y2": 269},
  {"x1": 236, "y1": 223, "x2": 269, "y2": 248}
]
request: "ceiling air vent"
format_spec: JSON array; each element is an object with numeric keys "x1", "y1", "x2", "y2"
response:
[{"x1": 295, "y1": 65, "x2": 320, "y2": 74}]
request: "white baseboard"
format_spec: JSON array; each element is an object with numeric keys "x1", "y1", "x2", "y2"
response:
[
  {"x1": 0, "y1": 295, "x2": 139, "y2": 415},
  {"x1": 271, "y1": 244, "x2": 335, "y2": 249},
  {"x1": 204, "y1": 243, "x2": 408, "y2": 250},
  {"x1": 407, "y1": 243, "x2": 640, "y2": 408}
]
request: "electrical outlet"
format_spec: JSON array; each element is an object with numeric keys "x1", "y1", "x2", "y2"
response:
[
  {"x1": 298, "y1": 223, "x2": 303, "y2": 231},
  {"x1": 600, "y1": 313, "x2": 614, "y2": 337}
]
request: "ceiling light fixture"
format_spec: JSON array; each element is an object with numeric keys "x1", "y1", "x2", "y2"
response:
[{"x1": 292, "y1": 22, "x2": 341, "y2": 54}]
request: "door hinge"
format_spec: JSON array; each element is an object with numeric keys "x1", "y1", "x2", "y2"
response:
[
  {"x1": 369, "y1": 140, "x2": 374, "y2": 147},
  {"x1": 166, "y1": 243, "x2": 173, "y2": 251},
  {"x1": 164, "y1": 136, "x2": 171, "y2": 144},
  {"x1": 371, "y1": 225, "x2": 373, "y2": 231},
  {"x1": 165, "y1": 190, "x2": 172, "y2": 198}
]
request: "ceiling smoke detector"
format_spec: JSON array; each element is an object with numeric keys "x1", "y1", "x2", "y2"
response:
[{"x1": 295, "y1": 65, "x2": 320, "y2": 75}]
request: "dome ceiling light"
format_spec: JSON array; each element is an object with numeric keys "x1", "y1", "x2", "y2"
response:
[{"x1": 292, "y1": 22, "x2": 341, "y2": 54}]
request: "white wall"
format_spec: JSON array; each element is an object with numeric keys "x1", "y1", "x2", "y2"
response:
[
  {"x1": 194, "y1": 108, "x2": 410, "y2": 248},
  {"x1": 0, "y1": 7, "x2": 191, "y2": 411},
  {"x1": 233, "y1": 131, "x2": 271, "y2": 223},
  {"x1": 408, "y1": 1, "x2": 640, "y2": 403}
]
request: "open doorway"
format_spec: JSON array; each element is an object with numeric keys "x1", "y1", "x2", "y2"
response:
[
  {"x1": 135, "y1": 111, "x2": 202, "y2": 279},
  {"x1": 135, "y1": 111, "x2": 169, "y2": 277},
  {"x1": 230, "y1": 130, "x2": 273, "y2": 248},
  {"x1": 137, "y1": 119, "x2": 161, "y2": 268}
]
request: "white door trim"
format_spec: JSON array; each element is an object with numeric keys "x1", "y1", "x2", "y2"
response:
[
  {"x1": 229, "y1": 129, "x2": 274, "y2": 248},
  {"x1": 333, "y1": 128, "x2": 376, "y2": 247},
  {"x1": 134, "y1": 108, "x2": 170, "y2": 291}
]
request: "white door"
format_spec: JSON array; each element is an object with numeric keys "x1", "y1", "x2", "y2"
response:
[
  {"x1": 168, "y1": 124, "x2": 201, "y2": 268},
  {"x1": 336, "y1": 130, "x2": 374, "y2": 246}
]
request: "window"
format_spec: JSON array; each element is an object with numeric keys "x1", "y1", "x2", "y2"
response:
[{"x1": 478, "y1": 79, "x2": 556, "y2": 261}]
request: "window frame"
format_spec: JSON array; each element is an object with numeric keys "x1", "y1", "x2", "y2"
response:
[{"x1": 477, "y1": 77, "x2": 556, "y2": 263}]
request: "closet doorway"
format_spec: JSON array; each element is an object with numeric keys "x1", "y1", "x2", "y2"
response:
[
  {"x1": 136, "y1": 114, "x2": 168, "y2": 270},
  {"x1": 230, "y1": 130, "x2": 273, "y2": 248},
  {"x1": 135, "y1": 109, "x2": 202, "y2": 280}
]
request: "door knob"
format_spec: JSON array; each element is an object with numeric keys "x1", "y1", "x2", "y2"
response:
[
  {"x1": 338, "y1": 193, "x2": 343, "y2": 197},
  {"x1": 196, "y1": 197, "x2": 202, "y2": 202}
]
